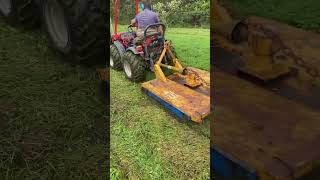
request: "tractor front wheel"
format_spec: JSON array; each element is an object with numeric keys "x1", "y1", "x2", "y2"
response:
[
  {"x1": 110, "y1": 44, "x2": 122, "y2": 71},
  {"x1": 122, "y1": 51, "x2": 146, "y2": 82}
]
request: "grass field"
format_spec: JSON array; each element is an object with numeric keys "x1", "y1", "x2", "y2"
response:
[
  {"x1": 110, "y1": 25, "x2": 210, "y2": 179},
  {"x1": 0, "y1": 19, "x2": 107, "y2": 179},
  {"x1": 221, "y1": 0, "x2": 320, "y2": 32}
]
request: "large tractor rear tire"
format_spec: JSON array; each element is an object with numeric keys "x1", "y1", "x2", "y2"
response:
[
  {"x1": 110, "y1": 44, "x2": 123, "y2": 71},
  {"x1": 42, "y1": 0, "x2": 107, "y2": 65},
  {"x1": 0, "y1": 0, "x2": 39, "y2": 28},
  {"x1": 122, "y1": 51, "x2": 146, "y2": 82}
]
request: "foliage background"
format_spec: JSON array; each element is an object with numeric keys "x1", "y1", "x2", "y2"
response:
[
  {"x1": 221, "y1": 0, "x2": 320, "y2": 32},
  {"x1": 110, "y1": 0, "x2": 210, "y2": 28}
]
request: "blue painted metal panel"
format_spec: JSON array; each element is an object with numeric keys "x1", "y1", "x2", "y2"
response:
[
  {"x1": 211, "y1": 145, "x2": 258, "y2": 180},
  {"x1": 142, "y1": 88, "x2": 191, "y2": 121}
]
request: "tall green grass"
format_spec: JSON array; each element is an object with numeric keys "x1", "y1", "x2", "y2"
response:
[
  {"x1": 222, "y1": 0, "x2": 320, "y2": 32},
  {"x1": 0, "y1": 20, "x2": 107, "y2": 179},
  {"x1": 116, "y1": 25, "x2": 210, "y2": 71}
]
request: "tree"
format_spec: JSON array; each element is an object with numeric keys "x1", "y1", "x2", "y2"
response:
[{"x1": 110, "y1": 0, "x2": 210, "y2": 27}]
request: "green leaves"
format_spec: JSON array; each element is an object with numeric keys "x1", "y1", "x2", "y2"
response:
[
  {"x1": 110, "y1": 0, "x2": 210, "y2": 27},
  {"x1": 225, "y1": 0, "x2": 320, "y2": 32}
]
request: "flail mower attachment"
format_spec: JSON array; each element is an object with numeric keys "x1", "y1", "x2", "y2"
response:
[{"x1": 142, "y1": 41, "x2": 210, "y2": 123}]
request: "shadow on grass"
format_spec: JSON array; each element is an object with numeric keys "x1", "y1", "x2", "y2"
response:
[{"x1": 0, "y1": 19, "x2": 109, "y2": 179}]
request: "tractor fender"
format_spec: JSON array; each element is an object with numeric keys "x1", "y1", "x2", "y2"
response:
[
  {"x1": 126, "y1": 47, "x2": 140, "y2": 55},
  {"x1": 113, "y1": 41, "x2": 126, "y2": 56}
]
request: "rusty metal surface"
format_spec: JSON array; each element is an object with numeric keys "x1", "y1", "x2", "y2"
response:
[
  {"x1": 214, "y1": 44, "x2": 320, "y2": 110},
  {"x1": 97, "y1": 68, "x2": 109, "y2": 82},
  {"x1": 212, "y1": 2, "x2": 320, "y2": 178},
  {"x1": 142, "y1": 69, "x2": 210, "y2": 123},
  {"x1": 214, "y1": 15, "x2": 320, "y2": 90},
  {"x1": 245, "y1": 17, "x2": 320, "y2": 87},
  {"x1": 246, "y1": 16, "x2": 320, "y2": 67},
  {"x1": 211, "y1": 0, "x2": 232, "y2": 22},
  {"x1": 213, "y1": 67, "x2": 320, "y2": 179}
]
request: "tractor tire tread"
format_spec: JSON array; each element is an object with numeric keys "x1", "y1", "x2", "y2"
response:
[
  {"x1": 1, "y1": 0, "x2": 39, "y2": 28},
  {"x1": 43, "y1": 0, "x2": 107, "y2": 65},
  {"x1": 123, "y1": 51, "x2": 146, "y2": 82},
  {"x1": 110, "y1": 44, "x2": 122, "y2": 70}
]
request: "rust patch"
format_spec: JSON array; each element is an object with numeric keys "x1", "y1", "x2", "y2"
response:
[
  {"x1": 212, "y1": 68, "x2": 320, "y2": 179},
  {"x1": 142, "y1": 70, "x2": 210, "y2": 123},
  {"x1": 97, "y1": 68, "x2": 109, "y2": 82}
]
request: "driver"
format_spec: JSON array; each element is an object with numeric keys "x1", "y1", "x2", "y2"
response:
[{"x1": 131, "y1": 0, "x2": 160, "y2": 44}]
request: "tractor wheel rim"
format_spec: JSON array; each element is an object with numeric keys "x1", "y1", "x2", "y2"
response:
[
  {"x1": 110, "y1": 55, "x2": 114, "y2": 67},
  {"x1": 0, "y1": 0, "x2": 11, "y2": 16},
  {"x1": 44, "y1": 0, "x2": 69, "y2": 49},
  {"x1": 124, "y1": 61, "x2": 132, "y2": 78}
]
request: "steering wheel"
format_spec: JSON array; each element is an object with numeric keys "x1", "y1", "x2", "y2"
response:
[{"x1": 128, "y1": 25, "x2": 134, "y2": 33}]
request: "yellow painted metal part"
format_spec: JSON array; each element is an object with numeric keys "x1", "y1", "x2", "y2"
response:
[
  {"x1": 214, "y1": 68, "x2": 320, "y2": 179},
  {"x1": 143, "y1": 41, "x2": 210, "y2": 123},
  {"x1": 211, "y1": 0, "x2": 232, "y2": 22},
  {"x1": 155, "y1": 41, "x2": 206, "y2": 87},
  {"x1": 97, "y1": 67, "x2": 110, "y2": 82},
  {"x1": 213, "y1": 1, "x2": 320, "y2": 87},
  {"x1": 154, "y1": 41, "x2": 184, "y2": 82},
  {"x1": 142, "y1": 70, "x2": 210, "y2": 123},
  {"x1": 212, "y1": 1, "x2": 291, "y2": 81},
  {"x1": 212, "y1": 1, "x2": 320, "y2": 178}
]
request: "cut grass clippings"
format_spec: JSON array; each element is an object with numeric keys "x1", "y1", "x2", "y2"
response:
[
  {"x1": 0, "y1": 19, "x2": 107, "y2": 179},
  {"x1": 111, "y1": 25, "x2": 210, "y2": 179}
]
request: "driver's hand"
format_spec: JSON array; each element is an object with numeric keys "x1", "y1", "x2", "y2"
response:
[{"x1": 131, "y1": 19, "x2": 137, "y2": 27}]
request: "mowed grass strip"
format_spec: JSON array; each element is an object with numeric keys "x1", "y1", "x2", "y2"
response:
[
  {"x1": 111, "y1": 25, "x2": 210, "y2": 179},
  {"x1": 0, "y1": 19, "x2": 107, "y2": 179},
  {"x1": 221, "y1": 0, "x2": 320, "y2": 32},
  {"x1": 117, "y1": 25, "x2": 210, "y2": 71}
]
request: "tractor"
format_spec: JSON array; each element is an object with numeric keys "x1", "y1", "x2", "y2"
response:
[
  {"x1": 111, "y1": 22, "x2": 170, "y2": 82},
  {"x1": 110, "y1": 0, "x2": 171, "y2": 82},
  {"x1": 110, "y1": 0, "x2": 210, "y2": 123}
]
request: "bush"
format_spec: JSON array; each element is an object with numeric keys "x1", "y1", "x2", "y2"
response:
[
  {"x1": 110, "y1": 0, "x2": 210, "y2": 28},
  {"x1": 154, "y1": 0, "x2": 210, "y2": 27}
]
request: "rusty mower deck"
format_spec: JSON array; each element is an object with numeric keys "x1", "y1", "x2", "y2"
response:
[
  {"x1": 212, "y1": 12, "x2": 320, "y2": 178},
  {"x1": 212, "y1": 67, "x2": 320, "y2": 179},
  {"x1": 142, "y1": 41, "x2": 210, "y2": 123},
  {"x1": 142, "y1": 67, "x2": 210, "y2": 123}
]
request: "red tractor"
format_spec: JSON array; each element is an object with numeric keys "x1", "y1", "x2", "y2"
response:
[
  {"x1": 110, "y1": 0, "x2": 173, "y2": 82},
  {"x1": 110, "y1": 0, "x2": 210, "y2": 123}
]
